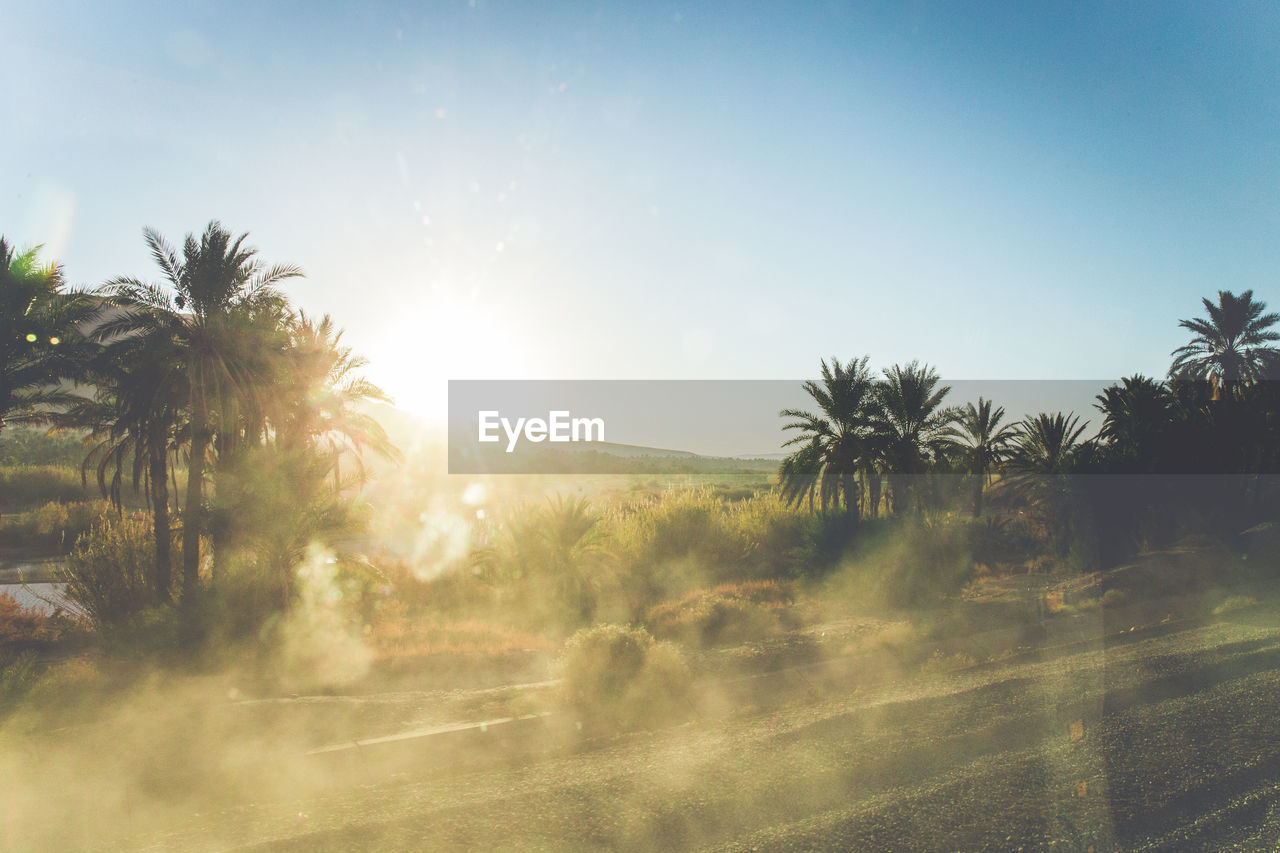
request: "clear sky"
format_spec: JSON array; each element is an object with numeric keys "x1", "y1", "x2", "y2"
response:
[{"x1": 5, "y1": 1, "x2": 1280, "y2": 420}]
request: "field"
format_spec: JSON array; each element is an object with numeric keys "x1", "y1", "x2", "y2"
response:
[{"x1": 9, "y1": 563, "x2": 1280, "y2": 852}]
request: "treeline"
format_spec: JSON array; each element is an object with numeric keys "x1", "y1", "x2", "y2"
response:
[
  {"x1": 778, "y1": 290, "x2": 1280, "y2": 569},
  {"x1": 1, "y1": 223, "x2": 395, "y2": 645}
]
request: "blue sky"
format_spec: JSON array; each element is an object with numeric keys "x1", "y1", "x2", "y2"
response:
[{"x1": 5, "y1": 1, "x2": 1280, "y2": 419}]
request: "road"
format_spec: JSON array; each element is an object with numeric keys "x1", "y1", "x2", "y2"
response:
[{"x1": 90, "y1": 601, "x2": 1280, "y2": 852}]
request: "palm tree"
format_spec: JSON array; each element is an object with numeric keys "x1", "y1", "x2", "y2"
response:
[
  {"x1": 1170, "y1": 290, "x2": 1280, "y2": 395},
  {"x1": 1003, "y1": 412, "x2": 1092, "y2": 561},
  {"x1": 1094, "y1": 375, "x2": 1173, "y2": 472},
  {"x1": 73, "y1": 326, "x2": 186, "y2": 600},
  {"x1": 1007, "y1": 412, "x2": 1090, "y2": 476},
  {"x1": 0, "y1": 238, "x2": 96, "y2": 437},
  {"x1": 98, "y1": 222, "x2": 301, "y2": 599},
  {"x1": 948, "y1": 397, "x2": 1016, "y2": 516},
  {"x1": 872, "y1": 362, "x2": 956, "y2": 514},
  {"x1": 276, "y1": 311, "x2": 397, "y2": 484},
  {"x1": 779, "y1": 356, "x2": 878, "y2": 517},
  {"x1": 469, "y1": 495, "x2": 605, "y2": 626}
]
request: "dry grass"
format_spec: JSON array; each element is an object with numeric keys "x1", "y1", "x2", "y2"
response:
[
  {"x1": 645, "y1": 580, "x2": 796, "y2": 647},
  {"x1": 371, "y1": 602, "x2": 554, "y2": 663}
]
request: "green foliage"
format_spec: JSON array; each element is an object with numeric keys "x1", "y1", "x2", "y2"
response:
[
  {"x1": 0, "y1": 499, "x2": 111, "y2": 549},
  {"x1": 1101, "y1": 588, "x2": 1130, "y2": 608},
  {"x1": 558, "y1": 624, "x2": 692, "y2": 734},
  {"x1": 0, "y1": 237, "x2": 96, "y2": 432},
  {"x1": 467, "y1": 495, "x2": 609, "y2": 631},
  {"x1": 967, "y1": 516, "x2": 1038, "y2": 568},
  {"x1": 0, "y1": 465, "x2": 88, "y2": 507},
  {"x1": 0, "y1": 428, "x2": 87, "y2": 468},
  {"x1": 778, "y1": 355, "x2": 878, "y2": 515},
  {"x1": 60, "y1": 513, "x2": 164, "y2": 635},
  {"x1": 1170, "y1": 289, "x2": 1280, "y2": 388},
  {"x1": 832, "y1": 517, "x2": 976, "y2": 608},
  {"x1": 0, "y1": 650, "x2": 40, "y2": 707}
]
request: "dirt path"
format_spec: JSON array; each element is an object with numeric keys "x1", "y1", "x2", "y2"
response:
[{"x1": 89, "y1": 607, "x2": 1280, "y2": 852}]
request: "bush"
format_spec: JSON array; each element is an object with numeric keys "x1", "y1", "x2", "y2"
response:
[
  {"x1": 0, "y1": 428, "x2": 86, "y2": 468},
  {"x1": 0, "y1": 465, "x2": 87, "y2": 507},
  {"x1": 0, "y1": 593, "x2": 55, "y2": 646},
  {"x1": 60, "y1": 513, "x2": 163, "y2": 636},
  {"x1": 968, "y1": 516, "x2": 1038, "y2": 568},
  {"x1": 645, "y1": 581, "x2": 793, "y2": 647},
  {"x1": 1213, "y1": 595, "x2": 1258, "y2": 616},
  {"x1": 882, "y1": 519, "x2": 975, "y2": 607},
  {"x1": 558, "y1": 624, "x2": 692, "y2": 734},
  {"x1": 0, "y1": 500, "x2": 111, "y2": 549},
  {"x1": 1100, "y1": 588, "x2": 1129, "y2": 609}
]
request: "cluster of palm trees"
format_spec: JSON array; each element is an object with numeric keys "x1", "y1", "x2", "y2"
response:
[
  {"x1": 779, "y1": 290, "x2": 1280, "y2": 535},
  {"x1": 2, "y1": 223, "x2": 395, "y2": 614},
  {"x1": 778, "y1": 357, "x2": 1024, "y2": 518}
]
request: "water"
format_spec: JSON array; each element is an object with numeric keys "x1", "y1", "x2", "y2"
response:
[{"x1": 0, "y1": 582, "x2": 80, "y2": 616}]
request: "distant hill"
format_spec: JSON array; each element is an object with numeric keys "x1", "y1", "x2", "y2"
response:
[{"x1": 361, "y1": 403, "x2": 778, "y2": 474}]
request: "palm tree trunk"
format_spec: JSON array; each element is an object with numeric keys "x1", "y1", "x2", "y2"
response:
[
  {"x1": 210, "y1": 433, "x2": 229, "y2": 585},
  {"x1": 183, "y1": 421, "x2": 209, "y2": 600},
  {"x1": 149, "y1": 431, "x2": 172, "y2": 600},
  {"x1": 842, "y1": 473, "x2": 861, "y2": 521}
]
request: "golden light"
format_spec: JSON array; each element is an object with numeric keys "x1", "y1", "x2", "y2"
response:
[{"x1": 365, "y1": 285, "x2": 539, "y2": 423}]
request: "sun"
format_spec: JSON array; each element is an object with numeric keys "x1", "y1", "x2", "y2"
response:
[{"x1": 364, "y1": 287, "x2": 538, "y2": 424}]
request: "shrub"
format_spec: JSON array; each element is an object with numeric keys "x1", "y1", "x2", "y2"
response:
[
  {"x1": 0, "y1": 465, "x2": 87, "y2": 507},
  {"x1": 60, "y1": 513, "x2": 160, "y2": 634},
  {"x1": 0, "y1": 500, "x2": 111, "y2": 549},
  {"x1": 645, "y1": 581, "x2": 793, "y2": 647},
  {"x1": 0, "y1": 593, "x2": 54, "y2": 646},
  {"x1": 0, "y1": 428, "x2": 86, "y2": 468},
  {"x1": 1213, "y1": 595, "x2": 1256, "y2": 616},
  {"x1": 883, "y1": 519, "x2": 975, "y2": 607},
  {"x1": 968, "y1": 516, "x2": 1037, "y2": 568},
  {"x1": 558, "y1": 624, "x2": 692, "y2": 734},
  {"x1": 1100, "y1": 588, "x2": 1129, "y2": 609}
]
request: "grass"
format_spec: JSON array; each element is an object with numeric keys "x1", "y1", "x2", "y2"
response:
[
  {"x1": 0, "y1": 499, "x2": 112, "y2": 550},
  {"x1": 0, "y1": 465, "x2": 90, "y2": 507},
  {"x1": 644, "y1": 580, "x2": 795, "y2": 647},
  {"x1": 1214, "y1": 594, "x2": 1259, "y2": 616}
]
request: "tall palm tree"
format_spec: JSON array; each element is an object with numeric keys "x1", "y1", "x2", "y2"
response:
[
  {"x1": 1094, "y1": 375, "x2": 1173, "y2": 473},
  {"x1": 0, "y1": 238, "x2": 96, "y2": 437},
  {"x1": 1002, "y1": 412, "x2": 1092, "y2": 558},
  {"x1": 1170, "y1": 290, "x2": 1280, "y2": 394},
  {"x1": 1008, "y1": 412, "x2": 1090, "y2": 476},
  {"x1": 73, "y1": 326, "x2": 187, "y2": 600},
  {"x1": 948, "y1": 397, "x2": 1016, "y2": 517},
  {"x1": 779, "y1": 356, "x2": 877, "y2": 517},
  {"x1": 98, "y1": 222, "x2": 301, "y2": 599},
  {"x1": 277, "y1": 311, "x2": 397, "y2": 484},
  {"x1": 872, "y1": 362, "x2": 956, "y2": 514}
]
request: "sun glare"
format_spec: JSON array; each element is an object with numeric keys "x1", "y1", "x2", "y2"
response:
[{"x1": 366, "y1": 287, "x2": 537, "y2": 424}]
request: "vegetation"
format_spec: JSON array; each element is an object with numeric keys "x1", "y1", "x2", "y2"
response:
[
  {"x1": 4, "y1": 223, "x2": 1280, "y2": 851},
  {"x1": 557, "y1": 624, "x2": 692, "y2": 734},
  {"x1": 0, "y1": 224, "x2": 395, "y2": 664},
  {"x1": 0, "y1": 239, "x2": 96, "y2": 441},
  {"x1": 0, "y1": 465, "x2": 89, "y2": 507}
]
